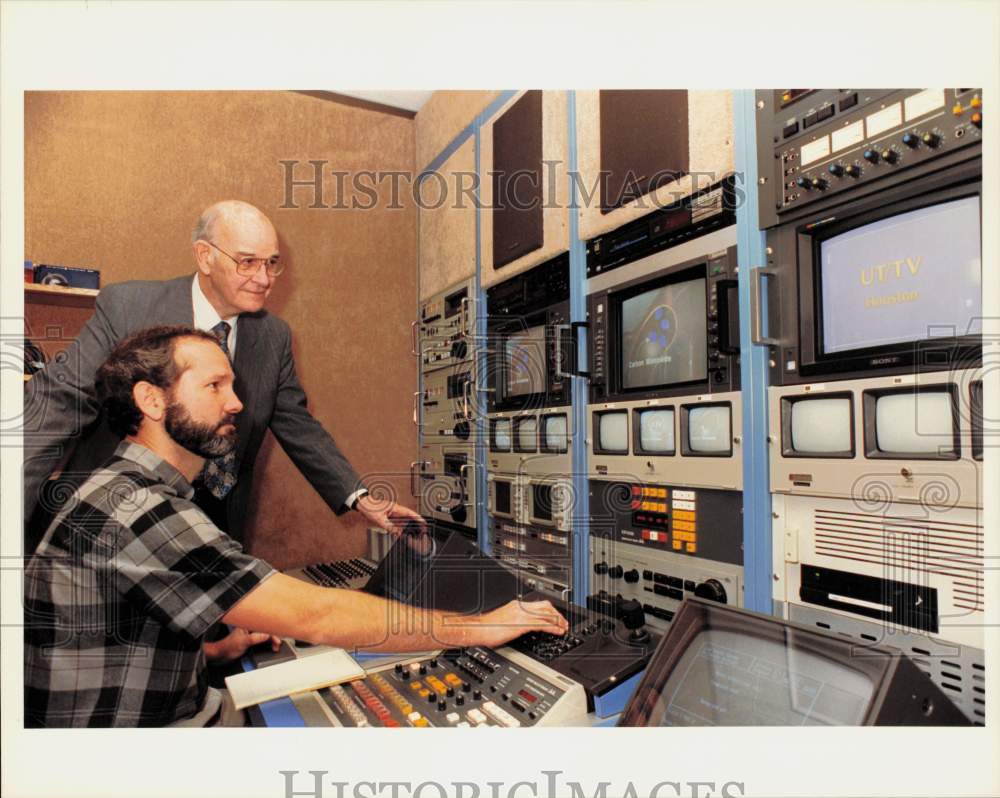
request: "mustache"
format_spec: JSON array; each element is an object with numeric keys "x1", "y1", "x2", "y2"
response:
[{"x1": 216, "y1": 415, "x2": 238, "y2": 432}]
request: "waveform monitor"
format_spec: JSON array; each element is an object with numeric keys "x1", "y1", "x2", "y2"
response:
[{"x1": 619, "y1": 598, "x2": 970, "y2": 726}]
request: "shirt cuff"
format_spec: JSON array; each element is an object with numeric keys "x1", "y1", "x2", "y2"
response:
[{"x1": 345, "y1": 488, "x2": 369, "y2": 511}]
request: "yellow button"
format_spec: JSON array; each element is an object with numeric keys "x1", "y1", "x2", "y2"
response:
[
  {"x1": 686, "y1": 542, "x2": 697, "y2": 553},
  {"x1": 656, "y1": 488, "x2": 667, "y2": 498},
  {"x1": 971, "y1": 95, "x2": 981, "y2": 108},
  {"x1": 673, "y1": 520, "x2": 694, "y2": 532},
  {"x1": 672, "y1": 540, "x2": 682, "y2": 550},
  {"x1": 952, "y1": 103, "x2": 964, "y2": 115},
  {"x1": 674, "y1": 509, "x2": 695, "y2": 522},
  {"x1": 413, "y1": 718, "x2": 430, "y2": 727},
  {"x1": 445, "y1": 673, "x2": 463, "y2": 686},
  {"x1": 410, "y1": 681, "x2": 423, "y2": 691}
]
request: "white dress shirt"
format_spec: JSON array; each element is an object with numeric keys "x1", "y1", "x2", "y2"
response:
[{"x1": 190, "y1": 275, "x2": 367, "y2": 510}]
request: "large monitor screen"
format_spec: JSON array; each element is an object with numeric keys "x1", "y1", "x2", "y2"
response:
[
  {"x1": 647, "y1": 628, "x2": 875, "y2": 726},
  {"x1": 620, "y1": 275, "x2": 708, "y2": 390},
  {"x1": 506, "y1": 325, "x2": 547, "y2": 397},
  {"x1": 819, "y1": 196, "x2": 982, "y2": 355}
]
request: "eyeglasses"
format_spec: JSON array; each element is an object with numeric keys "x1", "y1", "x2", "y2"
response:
[{"x1": 204, "y1": 240, "x2": 284, "y2": 277}]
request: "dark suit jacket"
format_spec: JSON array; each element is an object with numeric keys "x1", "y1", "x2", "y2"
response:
[{"x1": 23, "y1": 274, "x2": 362, "y2": 551}]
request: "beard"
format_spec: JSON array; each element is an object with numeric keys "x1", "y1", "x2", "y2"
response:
[{"x1": 164, "y1": 401, "x2": 237, "y2": 458}]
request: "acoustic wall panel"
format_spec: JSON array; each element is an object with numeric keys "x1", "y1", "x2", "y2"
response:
[
  {"x1": 415, "y1": 90, "x2": 502, "y2": 171},
  {"x1": 576, "y1": 90, "x2": 734, "y2": 241},
  {"x1": 480, "y1": 91, "x2": 569, "y2": 289}
]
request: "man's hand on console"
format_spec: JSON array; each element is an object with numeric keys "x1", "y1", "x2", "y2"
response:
[
  {"x1": 355, "y1": 494, "x2": 428, "y2": 537},
  {"x1": 203, "y1": 628, "x2": 282, "y2": 663},
  {"x1": 462, "y1": 600, "x2": 570, "y2": 650}
]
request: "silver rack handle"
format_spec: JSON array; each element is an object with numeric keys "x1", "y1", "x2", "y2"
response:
[
  {"x1": 412, "y1": 390, "x2": 422, "y2": 426},
  {"x1": 409, "y1": 460, "x2": 427, "y2": 497},
  {"x1": 459, "y1": 295, "x2": 472, "y2": 338},
  {"x1": 410, "y1": 320, "x2": 420, "y2": 356},
  {"x1": 462, "y1": 379, "x2": 472, "y2": 420},
  {"x1": 750, "y1": 266, "x2": 781, "y2": 346}
]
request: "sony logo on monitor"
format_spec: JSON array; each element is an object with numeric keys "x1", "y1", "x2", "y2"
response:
[{"x1": 869, "y1": 356, "x2": 901, "y2": 365}]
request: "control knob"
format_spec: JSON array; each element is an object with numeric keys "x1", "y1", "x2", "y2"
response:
[
  {"x1": 619, "y1": 598, "x2": 650, "y2": 645},
  {"x1": 921, "y1": 131, "x2": 941, "y2": 148},
  {"x1": 594, "y1": 561, "x2": 608, "y2": 575},
  {"x1": 863, "y1": 149, "x2": 880, "y2": 164},
  {"x1": 694, "y1": 579, "x2": 728, "y2": 604},
  {"x1": 901, "y1": 132, "x2": 920, "y2": 148},
  {"x1": 880, "y1": 147, "x2": 900, "y2": 164},
  {"x1": 827, "y1": 163, "x2": 845, "y2": 177},
  {"x1": 450, "y1": 340, "x2": 467, "y2": 360},
  {"x1": 844, "y1": 164, "x2": 862, "y2": 178},
  {"x1": 795, "y1": 176, "x2": 811, "y2": 190},
  {"x1": 809, "y1": 177, "x2": 828, "y2": 191},
  {"x1": 608, "y1": 565, "x2": 624, "y2": 580},
  {"x1": 454, "y1": 421, "x2": 470, "y2": 441},
  {"x1": 624, "y1": 568, "x2": 640, "y2": 584}
]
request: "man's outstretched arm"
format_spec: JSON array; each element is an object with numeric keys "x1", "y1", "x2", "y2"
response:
[{"x1": 222, "y1": 572, "x2": 568, "y2": 652}]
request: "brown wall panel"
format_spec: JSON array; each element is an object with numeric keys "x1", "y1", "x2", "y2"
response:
[
  {"x1": 414, "y1": 90, "x2": 501, "y2": 172},
  {"x1": 417, "y1": 139, "x2": 477, "y2": 300},
  {"x1": 576, "y1": 90, "x2": 734, "y2": 241},
  {"x1": 24, "y1": 90, "x2": 417, "y2": 570},
  {"x1": 480, "y1": 91, "x2": 569, "y2": 290}
]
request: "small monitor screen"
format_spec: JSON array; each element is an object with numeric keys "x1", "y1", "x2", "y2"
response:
[
  {"x1": 598, "y1": 412, "x2": 628, "y2": 453},
  {"x1": 687, "y1": 405, "x2": 731, "y2": 453},
  {"x1": 492, "y1": 418, "x2": 512, "y2": 451},
  {"x1": 532, "y1": 483, "x2": 553, "y2": 521},
  {"x1": 820, "y1": 196, "x2": 982, "y2": 355},
  {"x1": 494, "y1": 480, "x2": 511, "y2": 515},
  {"x1": 506, "y1": 325, "x2": 546, "y2": 398},
  {"x1": 515, "y1": 417, "x2": 537, "y2": 451},
  {"x1": 543, "y1": 415, "x2": 568, "y2": 452},
  {"x1": 620, "y1": 276, "x2": 708, "y2": 390},
  {"x1": 638, "y1": 409, "x2": 675, "y2": 454},
  {"x1": 790, "y1": 397, "x2": 852, "y2": 453},
  {"x1": 649, "y1": 628, "x2": 875, "y2": 726},
  {"x1": 875, "y1": 392, "x2": 955, "y2": 455}
]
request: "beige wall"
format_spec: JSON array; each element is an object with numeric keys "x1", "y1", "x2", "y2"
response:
[
  {"x1": 24, "y1": 90, "x2": 418, "y2": 569},
  {"x1": 414, "y1": 90, "x2": 501, "y2": 172}
]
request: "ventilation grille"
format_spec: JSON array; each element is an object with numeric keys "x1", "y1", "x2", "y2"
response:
[
  {"x1": 790, "y1": 604, "x2": 985, "y2": 726},
  {"x1": 812, "y1": 508, "x2": 984, "y2": 613}
]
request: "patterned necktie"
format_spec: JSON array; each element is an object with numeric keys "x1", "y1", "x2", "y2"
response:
[{"x1": 202, "y1": 321, "x2": 238, "y2": 499}]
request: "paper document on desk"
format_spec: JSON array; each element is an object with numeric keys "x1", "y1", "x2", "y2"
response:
[{"x1": 226, "y1": 648, "x2": 365, "y2": 709}]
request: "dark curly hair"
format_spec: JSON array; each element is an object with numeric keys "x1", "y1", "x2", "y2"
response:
[{"x1": 96, "y1": 325, "x2": 222, "y2": 437}]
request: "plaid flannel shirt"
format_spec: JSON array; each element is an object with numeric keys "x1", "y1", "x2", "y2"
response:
[{"x1": 24, "y1": 441, "x2": 275, "y2": 727}]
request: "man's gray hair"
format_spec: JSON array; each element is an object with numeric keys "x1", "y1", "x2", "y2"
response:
[{"x1": 191, "y1": 208, "x2": 218, "y2": 244}]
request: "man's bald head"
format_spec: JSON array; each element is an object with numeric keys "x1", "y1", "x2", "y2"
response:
[
  {"x1": 191, "y1": 200, "x2": 276, "y2": 245},
  {"x1": 191, "y1": 200, "x2": 280, "y2": 317}
]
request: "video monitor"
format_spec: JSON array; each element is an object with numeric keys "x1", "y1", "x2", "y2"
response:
[
  {"x1": 542, "y1": 414, "x2": 568, "y2": 453},
  {"x1": 636, "y1": 408, "x2": 675, "y2": 454},
  {"x1": 596, "y1": 410, "x2": 628, "y2": 453},
  {"x1": 871, "y1": 390, "x2": 957, "y2": 456},
  {"x1": 685, "y1": 404, "x2": 731, "y2": 455},
  {"x1": 514, "y1": 416, "x2": 537, "y2": 452},
  {"x1": 786, "y1": 396, "x2": 853, "y2": 455},
  {"x1": 493, "y1": 480, "x2": 512, "y2": 515},
  {"x1": 491, "y1": 418, "x2": 512, "y2": 451},
  {"x1": 618, "y1": 598, "x2": 971, "y2": 727},
  {"x1": 532, "y1": 483, "x2": 553, "y2": 522},
  {"x1": 819, "y1": 195, "x2": 982, "y2": 356},
  {"x1": 970, "y1": 381, "x2": 983, "y2": 460},
  {"x1": 620, "y1": 275, "x2": 708, "y2": 390},
  {"x1": 505, "y1": 325, "x2": 546, "y2": 398}
]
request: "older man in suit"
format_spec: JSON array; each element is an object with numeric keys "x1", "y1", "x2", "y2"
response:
[{"x1": 23, "y1": 199, "x2": 424, "y2": 552}]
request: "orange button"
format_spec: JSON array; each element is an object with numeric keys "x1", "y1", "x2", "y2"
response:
[
  {"x1": 445, "y1": 673, "x2": 463, "y2": 686},
  {"x1": 953, "y1": 102, "x2": 964, "y2": 115},
  {"x1": 971, "y1": 94, "x2": 981, "y2": 108},
  {"x1": 674, "y1": 509, "x2": 696, "y2": 522},
  {"x1": 673, "y1": 520, "x2": 695, "y2": 532},
  {"x1": 672, "y1": 540, "x2": 682, "y2": 550},
  {"x1": 686, "y1": 542, "x2": 697, "y2": 553}
]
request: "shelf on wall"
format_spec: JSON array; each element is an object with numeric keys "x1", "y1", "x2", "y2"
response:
[{"x1": 25, "y1": 283, "x2": 99, "y2": 308}]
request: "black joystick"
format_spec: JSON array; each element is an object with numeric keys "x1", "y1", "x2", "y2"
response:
[{"x1": 618, "y1": 598, "x2": 650, "y2": 645}]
